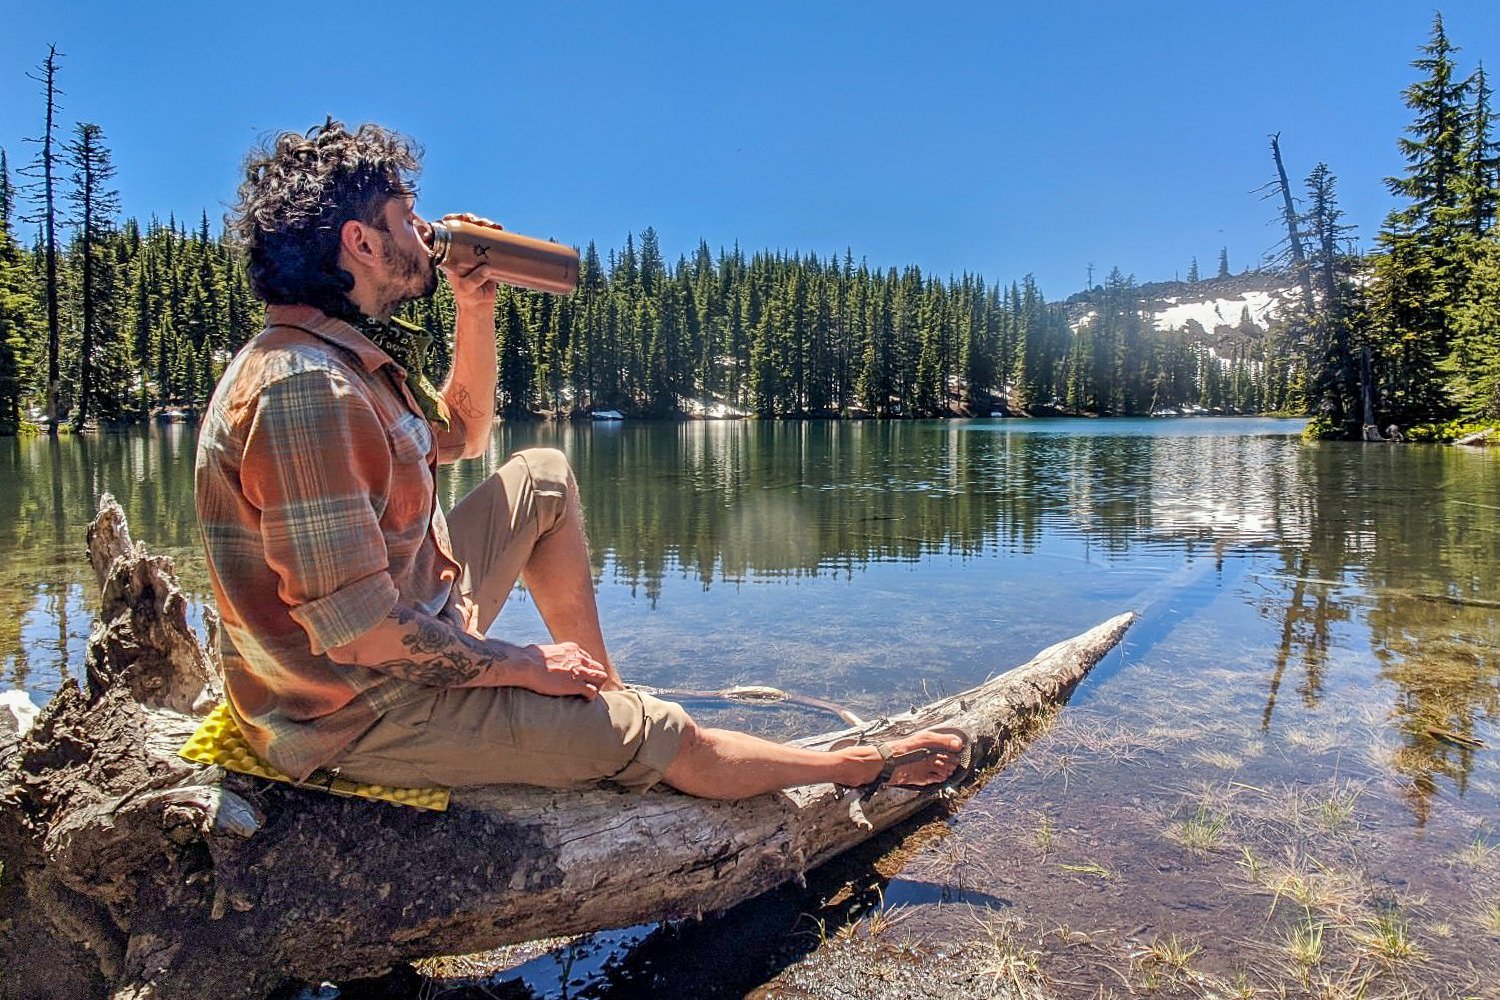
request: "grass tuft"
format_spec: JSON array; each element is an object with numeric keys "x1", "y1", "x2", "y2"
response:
[
  {"x1": 1282, "y1": 915, "x2": 1325, "y2": 969},
  {"x1": 1311, "y1": 785, "x2": 1361, "y2": 832},
  {"x1": 1174, "y1": 804, "x2": 1230, "y2": 852},
  {"x1": 1193, "y1": 747, "x2": 1244, "y2": 772},
  {"x1": 1034, "y1": 812, "x2": 1056, "y2": 855},
  {"x1": 1451, "y1": 832, "x2": 1495, "y2": 868},
  {"x1": 1132, "y1": 932, "x2": 1200, "y2": 988},
  {"x1": 1352, "y1": 911, "x2": 1425, "y2": 965},
  {"x1": 969, "y1": 912, "x2": 1048, "y2": 1000},
  {"x1": 1475, "y1": 900, "x2": 1500, "y2": 936},
  {"x1": 1148, "y1": 932, "x2": 1200, "y2": 971},
  {"x1": 1058, "y1": 861, "x2": 1114, "y2": 880}
]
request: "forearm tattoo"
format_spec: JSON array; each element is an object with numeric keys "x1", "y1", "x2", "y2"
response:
[{"x1": 365, "y1": 607, "x2": 510, "y2": 687}]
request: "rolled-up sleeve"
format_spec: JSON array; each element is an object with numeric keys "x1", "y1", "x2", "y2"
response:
[{"x1": 241, "y1": 372, "x2": 398, "y2": 654}]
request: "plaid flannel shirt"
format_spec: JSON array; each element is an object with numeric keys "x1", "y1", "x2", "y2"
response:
[{"x1": 195, "y1": 304, "x2": 465, "y2": 781}]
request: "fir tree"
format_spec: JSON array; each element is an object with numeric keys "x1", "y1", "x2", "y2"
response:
[
  {"x1": 0, "y1": 150, "x2": 37, "y2": 429},
  {"x1": 20, "y1": 45, "x2": 64, "y2": 431},
  {"x1": 63, "y1": 122, "x2": 122, "y2": 428},
  {"x1": 1458, "y1": 63, "x2": 1499, "y2": 234},
  {"x1": 1373, "y1": 12, "x2": 1475, "y2": 426}
]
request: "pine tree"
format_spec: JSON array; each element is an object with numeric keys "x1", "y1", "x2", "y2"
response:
[
  {"x1": 1387, "y1": 15, "x2": 1470, "y2": 241},
  {"x1": 1373, "y1": 13, "x2": 1475, "y2": 426},
  {"x1": 20, "y1": 45, "x2": 64, "y2": 432},
  {"x1": 1216, "y1": 247, "x2": 1230, "y2": 279},
  {"x1": 496, "y1": 291, "x2": 534, "y2": 417},
  {"x1": 1186, "y1": 257, "x2": 1199, "y2": 283},
  {"x1": 63, "y1": 122, "x2": 122, "y2": 428},
  {"x1": 0, "y1": 150, "x2": 37, "y2": 429},
  {"x1": 1458, "y1": 63, "x2": 1499, "y2": 235},
  {"x1": 1301, "y1": 163, "x2": 1365, "y2": 432},
  {"x1": 1447, "y1": 237, "x2": 1500, "y2": 420}
]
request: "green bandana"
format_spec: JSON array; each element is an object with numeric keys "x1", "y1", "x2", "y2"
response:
[{"x1": 356, "y1": 315, "x2": 451, "y2": 432}]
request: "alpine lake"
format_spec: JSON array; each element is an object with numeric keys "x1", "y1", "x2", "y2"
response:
[{"x1": 3, "y1": 417, "x2": 1497, "y2": 999}]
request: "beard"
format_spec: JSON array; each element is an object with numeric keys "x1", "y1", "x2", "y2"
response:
[{"x1": 375, "y1": 232, "x2": 440, "y2": 315}]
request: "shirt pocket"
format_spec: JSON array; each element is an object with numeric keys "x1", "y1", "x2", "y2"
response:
[
  {"x1": 384, "y1": 412, "x2": 435, "y2": 532},
  {"x1": 387, "y1": 411, "x2": 434, "y2": 467}
]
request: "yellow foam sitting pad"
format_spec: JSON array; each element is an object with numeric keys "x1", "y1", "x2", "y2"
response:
[{"x1": 179, "y1": 702, "x2": 450, "y2": 812}]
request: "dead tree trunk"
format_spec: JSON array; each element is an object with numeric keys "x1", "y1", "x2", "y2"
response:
[
  {"x1": 1, "y1": 497, "x2": 1132, "y2": 1000},
  {"x1": 1270, "y1": 133, "x2": 1315, "y2": 318}
]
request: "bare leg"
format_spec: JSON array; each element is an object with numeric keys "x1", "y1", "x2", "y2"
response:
[
  {"x1": 522, "y1": 476, "x2": 624, "y2": 689},
  {"x1": 661, "y1": 726, "x2": 965, "y2": 801}
]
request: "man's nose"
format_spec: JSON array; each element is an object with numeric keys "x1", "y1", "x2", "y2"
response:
[{"x1": 415, "y1": 216, "x2": 434, "y2": 247}]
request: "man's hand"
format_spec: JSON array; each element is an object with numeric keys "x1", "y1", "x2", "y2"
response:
[
  {"x1": 439, "y1": 213, "x2": 499, "y2": 310},
  {"x1": 508, "y1": 641, "x2": 610, "y2": 700},
  {"x1": 433, "y1": 212, "x2": 500, "y2": 460}
]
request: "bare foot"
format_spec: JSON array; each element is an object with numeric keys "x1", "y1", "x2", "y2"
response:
[{"x1": 837, "y1": 729, "x2": 966, "y2": 789}]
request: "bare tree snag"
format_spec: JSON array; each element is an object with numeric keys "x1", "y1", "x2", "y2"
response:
[{"x1": 0, "y1": 498, "x2": 1133, "y2": 1000}]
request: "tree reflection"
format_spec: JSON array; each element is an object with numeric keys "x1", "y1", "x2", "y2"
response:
[
  {"x1": 0, "y1": 425, "x2": 203, "y2": 695},
  {"x1": 1255, "y1": 442, "x2": 1500, "y2": 822}
]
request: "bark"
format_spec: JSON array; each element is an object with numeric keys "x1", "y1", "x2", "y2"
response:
[{"x1": 1, "y1": 497, "x2": 1133, "y2": 1000}]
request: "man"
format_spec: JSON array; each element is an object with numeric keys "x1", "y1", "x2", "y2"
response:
[{"x1": 197, "y1": 119, "x2": 963, "y2": 801}]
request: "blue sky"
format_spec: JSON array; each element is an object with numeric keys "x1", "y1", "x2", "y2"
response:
[{"x1": 3, "y1": 2, "x2": 1498, "y2": 297}]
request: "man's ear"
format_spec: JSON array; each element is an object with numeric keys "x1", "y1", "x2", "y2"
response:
[{"x1": 339, "y1": 219, "x2": 380, "y2": 267}]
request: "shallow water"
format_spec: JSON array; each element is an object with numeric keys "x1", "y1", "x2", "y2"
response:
[{"x1": 4, "y1": 417, "x2": 1497, "y2": 995}]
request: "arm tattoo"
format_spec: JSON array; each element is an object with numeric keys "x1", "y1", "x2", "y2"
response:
[
  {"x1": 364, "y1": 607, "x2": 511, "y2": 687},
  {"x1": 450, "y1": 385, "x2": 482, "y2": 419}
]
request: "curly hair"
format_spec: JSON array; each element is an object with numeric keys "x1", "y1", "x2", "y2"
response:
[{"x1": 230, "y1": 119, "x2": 422, "y2": 319}]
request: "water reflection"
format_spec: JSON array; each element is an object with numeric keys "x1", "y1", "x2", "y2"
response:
[{"x1": 2, "y1": 418, "x2": 1495, "y2": 818}]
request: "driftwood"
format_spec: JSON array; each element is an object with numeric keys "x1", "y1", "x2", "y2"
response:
[
  {"x1": 1455, "y1": 427, "x2": 1497, "y2": 447},
  {"x1": 0, "y1": 497, "x2": 1133, "y2": 1000}
]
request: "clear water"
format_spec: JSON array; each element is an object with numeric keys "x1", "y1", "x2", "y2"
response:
[
  {"x1": 4, "y1": 417, "x2": 1496, "y2": 821},
  {"x1": 7, "y1": 416, "x2": 1498, "y2": 992}
]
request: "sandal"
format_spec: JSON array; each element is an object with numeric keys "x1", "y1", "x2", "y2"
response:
[{"x1": 833, "y1": 726, "x2": 973, "y2": 801}]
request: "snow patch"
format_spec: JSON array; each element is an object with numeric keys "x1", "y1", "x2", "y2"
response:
[
  {"x1": 1069, "y1": 308, "x2": 1097, "y2": 334},
  {"x1": 1152, "y1": 290, "x2": 1284, "y2": 334},
  {"x1": 682, "y1": 397, "x2": 749, "y2": 418}
]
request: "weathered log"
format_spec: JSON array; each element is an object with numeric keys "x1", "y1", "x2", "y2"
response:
[
  {"x1": 0, "y1": 498, "x2": 1133, "y2": 1000},
  {"x1": 83, "y1": 494, "x2": 221, "y2": 716},
  {"x1": 1455, "y1": 427, "x2": 1497, "y2": 447}
]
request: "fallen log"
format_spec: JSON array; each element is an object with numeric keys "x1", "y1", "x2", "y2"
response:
[
  {"x1": 0, "y1": 497, "x2": 1133, "y2": 1000},
  {"x1": 1454, "y1": 426, "x2": 1497, "y2": 447}
]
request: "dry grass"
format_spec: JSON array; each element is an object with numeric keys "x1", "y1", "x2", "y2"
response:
[
  {"x1": 1130, "y1": 932, "x2": 1200, "y2": 990},
  {"x1": 840, "y1": 898, "x2": 911, "y2": 942},
  {"x1": 1192, "y1": 747, "x2": 1245, "y2": 772},
  {"x1": 1282, "y1": 914, "x2": 1326, "y2": 971},
  {"x1": 1058, "y1": 861, "x2": 1114, "y2": 880},
  {"x1": 1245, "y1": 852, "x2": 1369, "y2": 924},
  {"x1": 1472, "y1": 899, "x2": 1500, "y2": 936},
  {"x1": 1350, "y1": 910, "x2": 1425, "y2": 966},
  {"x1": 1450, "y1": 832, "x2": 1495, "y2": 868},
  {"x1": 968, "y1": 911, "x2": 1049, "y2": 1000}
]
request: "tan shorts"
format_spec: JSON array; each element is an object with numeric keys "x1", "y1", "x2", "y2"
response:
[
  {"x1": 331, "y1": 447, "x2": 692, "y2": 792},
  {"x1": 331, "y1": 683, "x2": 690, "y2": 791}
]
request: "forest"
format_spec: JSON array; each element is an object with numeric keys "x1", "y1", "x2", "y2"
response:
[{"x1": 0, "y1": 14, "x2": 1495, "y2": 439}]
